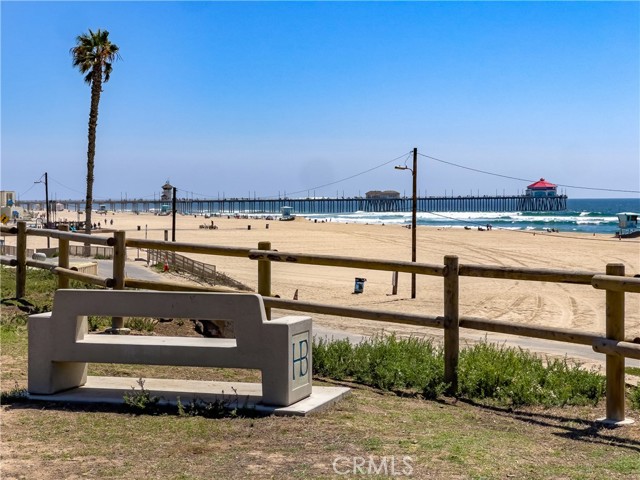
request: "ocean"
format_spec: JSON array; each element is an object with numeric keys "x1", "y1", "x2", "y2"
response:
[{"x1": 303, "y1": 198, "x2": 640, "y2": 235}]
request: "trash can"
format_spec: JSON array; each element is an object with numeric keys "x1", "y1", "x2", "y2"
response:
[
  {"x1": 354, "y1": 277, "x2": 367, "y2": 294},
  {"x1": 32, "y1": 252, "x2": 47, "y2": 261}
]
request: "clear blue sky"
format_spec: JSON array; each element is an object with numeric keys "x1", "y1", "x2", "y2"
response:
[{"x1": 2, "y1": 1, "x2": 639, "y2": 201}]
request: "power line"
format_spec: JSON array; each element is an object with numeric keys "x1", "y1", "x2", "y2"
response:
[
  {"x1": 19, "y1": 183, "x2": 38, "y2": 198},
  {"x1": 175, "y1": 151, "x2": 413, "y2": 200},
  {"x1": 269, "y1": 151, "x2": 413, "y2": 199},
  {"x1": 48, "y1": 177, "x2": 85, "y2": 197},
  {"x1": 418, "y1": 153, "x2": 640, "y2": 194}
]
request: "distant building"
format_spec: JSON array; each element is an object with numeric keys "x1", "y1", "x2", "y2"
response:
[
  {"x1": 1, "y1": 191, "x2": 16, "y2": 207},
  {"x1": 0, "y1": 190, "x2": 25, "y2": 220},
  {"x1": 525, "y1": 178, "x2": 558, "y2": 197},
  {"x1": 366, "y1": 190, "x2": 400, "y2": 199}
]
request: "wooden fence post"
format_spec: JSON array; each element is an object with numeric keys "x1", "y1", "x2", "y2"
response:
[
  {"x1": 108, "y1": 230, "x2": 127, "y2": 333},
  {"x1": 599, "y1": 263, "x2": 633, "y2": 425},
  {"x1": 258, "y1": 241, "x2": 272, "y2": 320},
  {"x1": 58, "y1": 224, "x2": 70, "y2": 289},
  {"x1": 391, "y1": 271, "x2": 398, "y2": 295},
  {"x1": 444, "y1": 255, "x2": 460, "y2": 394},
  {"x1": 16, "y1": 221, "x2": 27, "y2": 298}
]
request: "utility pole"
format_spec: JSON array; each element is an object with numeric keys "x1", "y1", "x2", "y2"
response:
[
  {"x1": 34, "y1": 173, "x2": 50, "y2": 248},
  {"x1": 172, "y1": 187, "x2": 177, "y2": 241},
  {"x1": 411, "y1": 148, "x2": 417, "y2": 299},
  {"x1": 394, "y1": 148, "x2": 418, "y2": 299}
]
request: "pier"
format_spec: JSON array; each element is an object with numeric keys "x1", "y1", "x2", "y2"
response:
[{"x1": 21, "y1": 195, "x2": 567, "y2": 215}]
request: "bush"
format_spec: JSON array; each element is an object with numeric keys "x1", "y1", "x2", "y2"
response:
[
  {"x1": 87, "y1": 316, "x2": 112, "y2": 332},
  {"x1": 457, "y1": 341, "x2": 604, "y2": 407},
  {"x1": 313, "y1": 337, "x2": 355, "y2": 379},
  {"x1": 630, "y1": 385, "x2": 640, "y2": 411},
  {"x1": 314, "y1": 334, "x2": 447, "y2": 397},
  {"x1": 125, "y1": 316, "x2": 158, "y2": 332},
  {"x1": 313, "y1": 335, "x2": 606, "y2": 407}
]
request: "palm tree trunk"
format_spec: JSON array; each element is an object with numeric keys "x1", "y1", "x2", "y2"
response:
[{"x1": 83, "y1": 67, "x2": 103, "y2": 255}]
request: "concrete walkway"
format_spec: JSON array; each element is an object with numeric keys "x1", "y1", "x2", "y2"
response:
[{"x1": 93, "y1": 258, "x2": 160, "y2": 282}]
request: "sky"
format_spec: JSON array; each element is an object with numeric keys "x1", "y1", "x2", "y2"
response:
[{"x1": 1, "y1": 1, "x2": 639, "y2": 202}]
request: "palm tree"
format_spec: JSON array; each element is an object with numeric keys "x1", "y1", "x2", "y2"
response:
[{"x1": 71, "y1": 29, "x2": 119, "y2": 241}]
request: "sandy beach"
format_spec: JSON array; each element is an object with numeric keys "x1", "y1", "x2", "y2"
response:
[{"x1": 7, "y1": 210, "x2": 639, "y2": 346}]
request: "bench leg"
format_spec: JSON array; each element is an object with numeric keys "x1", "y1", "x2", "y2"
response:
[
  {"x1": 261, "y1": 318, "x2": 313, "y2": 406},
  {"x1": 28, "y1": 313, "x2": 88, "y2": 394}
]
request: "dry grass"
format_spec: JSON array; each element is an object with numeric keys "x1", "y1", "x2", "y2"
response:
[
  {"x1": 2, "y1": 266, "x2": 640, "y2": 479},
  {"x1": 2, "y1": 385, "x2": 640, "y2": 479},
  {"x1": 2, "y1": 318, "x2": 640, "y2": 479}
]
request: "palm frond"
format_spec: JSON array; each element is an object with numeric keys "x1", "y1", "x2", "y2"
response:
[{"x1": 71, "y1": 28, "x2": 119, "y2": 85}]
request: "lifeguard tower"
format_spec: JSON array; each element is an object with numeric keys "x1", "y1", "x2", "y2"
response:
[
  {"x1": 279, "y1": 206, "x2": 295, "y2": 221},
  {"x1": 617, "y1": 212, "x2": 639, "y2": 237},
  {"x1": 161, "y1": 181, "x2": 173, "y2": 202},
  {"x1": 158, "y1": 181, "x2": 173, "y2": 216}
]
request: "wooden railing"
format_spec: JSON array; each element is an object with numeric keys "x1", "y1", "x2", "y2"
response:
[
  {"x1": 2, "y1": 221, "x2": 639, "y2": 425},
  {"x1": 147, "y1": 248, "x2": 217, "y2": 284},
  {"x1": 68, "y1": 245, "x2": 114, "y2": 258}
]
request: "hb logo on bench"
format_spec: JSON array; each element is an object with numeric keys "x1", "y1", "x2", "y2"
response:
[{"x1": 292, "y1": 332, "x2": 310, "y2": 387}]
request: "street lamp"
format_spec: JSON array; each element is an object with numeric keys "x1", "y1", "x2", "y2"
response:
[
  {"x1": 34, "y1": 172, "x2": 50, "y2": 248},
  {"x1": 395, "y1": 148, "x2": 418, "y2": 299}
]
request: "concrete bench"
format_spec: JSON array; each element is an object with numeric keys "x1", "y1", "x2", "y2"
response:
[{"x1": 28, "y1": 290, "x2": 312, "y2": 407}]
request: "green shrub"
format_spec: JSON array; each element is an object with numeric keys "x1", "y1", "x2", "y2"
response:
[
  {"x1": 630, "y1": 385, "x2": 640, "y2": 411},
  {"x1": 0, "y1": 383, "x2": 28, "y2": 403},
  {"x1": 314, "y1": 334, "x2": 447, "y2": 397},
  {"x1": 123, "y1": 378, "x2": 160, "y2": 412},
  {"x1": 87, "y1": 316, "x2": 112, "y2": 332},
  {"x1": 313, "y1": 337, "x2": 356, "y2": 379},
  {"x1": 457, "y1": 341, "x2": 605, "y2": 407},
  {"x1": 313, "y1": 335, "x2": 605, "y2": 407},
  {"x1": 125, "y1": 316, "x2": 158, "y2": 332}
]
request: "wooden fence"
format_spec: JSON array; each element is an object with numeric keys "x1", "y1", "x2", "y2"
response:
[
  {"x1": 68, "y1": 245, "x2": 114, "y2": 258},
  {"x1": 2, "y1": 221, "x2": 639, "y2": 425}
]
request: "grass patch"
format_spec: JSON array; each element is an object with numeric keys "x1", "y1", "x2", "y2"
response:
[
  {"x1": 3, "y1": 266, "x2": 640, "y2": 478},
  {"x1": 0, "y1": 382, "x2": 28, "y2": 403},
  {"x1": 626, "y1": 366, "x2": 640, "y2": 377},
  {"x1": 1, "y1": 267, "x2": 57, "y2": 310},
  {"x1": 86, "y1": 315, "x2": 159, "y2": 332}
]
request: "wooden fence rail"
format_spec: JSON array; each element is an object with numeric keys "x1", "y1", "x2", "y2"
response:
[
  {"x1": 68, "y1": 245, "x2": 114, "y2": 258},
  {"x1": 2, "y1": 221, "x2": 639, "y2": 426},
  {"x1": 147, "y1": 249, "x2": 217, "y2": 285}
]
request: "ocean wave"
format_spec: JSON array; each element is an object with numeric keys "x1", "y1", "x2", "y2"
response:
[{"x1": 302, "y1": 204, "x2": 630, "y2": 234}]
